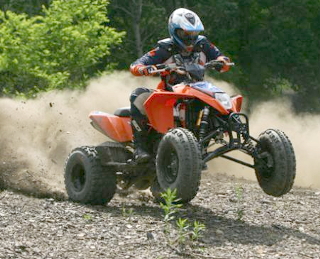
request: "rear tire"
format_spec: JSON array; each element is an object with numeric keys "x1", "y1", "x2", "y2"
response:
[
  {"x1": 154, "y1": 128, "x2": 202, "y2": 203},
  {"x1": 64, "y1": 146, "x2": 116, "y2": 205},
  {"x1": 254, "y1": 129, "x2": 296, "y2": 197}
]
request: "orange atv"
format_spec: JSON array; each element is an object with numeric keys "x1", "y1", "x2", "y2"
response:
[{"x1": 64, "y1": 58, "x2": 296, "y2": 205}]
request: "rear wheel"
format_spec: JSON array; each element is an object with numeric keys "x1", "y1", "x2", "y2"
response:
[
  {"x1": 154, "y1": 128, "x2": 202, "y2": 203},
  {"x1": 64, "y1": 146, "x2": 116, "y2": 205},
  {"x1": 254, "y1": 129, "x2": 296, "y2": 197}
]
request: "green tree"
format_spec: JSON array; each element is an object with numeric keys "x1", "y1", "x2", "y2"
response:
[
  {"x1": 233, "y1": 0, "x2": 320, "y2": 111},
  {"x1": 108, "y1": 0, "x2": 167, "y2": 68},
  {"x1": 108, "y1": 0, "x2": 320, "y2": 112},
  {"x1": 0, "y1": 0, "x2": 124, "y2": 96},
  {"x1": 0, "y1": 0, "x2": 52, "y2": 16}
]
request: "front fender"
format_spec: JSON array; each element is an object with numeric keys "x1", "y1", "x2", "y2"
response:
[
  {"x1": 144, "y1": 86, "x2": 230, "y2": 134},
  {"x1": 231, "y1": 95, "x2": 243, "y2": 112},
  {"x1": 144, "y1": 91, "x2": 191, "y2": 133}
]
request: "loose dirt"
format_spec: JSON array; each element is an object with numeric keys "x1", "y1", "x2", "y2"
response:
[{"x1": 1, "y1": 173, "x2": 320, "y2": 259}]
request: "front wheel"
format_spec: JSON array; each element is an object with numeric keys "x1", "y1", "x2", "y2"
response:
[
  {"x1": 64, "y1": 146, "x2": 116, "y2": 205},
  {"x1": 254, "y1": 129, "x2": 296, "y2": 197},
  {"x1": 154, "y1": 128, "x2": 202, "y2": 203}
]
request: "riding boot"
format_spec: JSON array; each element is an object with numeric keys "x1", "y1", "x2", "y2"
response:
[
  {"x1": 130, "y1": 87, "x2": 153, "y2": 163},
  {"x1": 131, "y1": 119, "x2": 151, "y2": 163}
]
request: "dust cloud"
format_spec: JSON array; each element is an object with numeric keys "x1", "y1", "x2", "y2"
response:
[
  {"x1": 209, "y1": 91, "x2": 320, "y2": 190},
  {"x1": 0, "y1": 72, "x2": 157, "y2": 197},
  {"x1": 0, "y1": 72, "x2": 319, "y2": 198}
]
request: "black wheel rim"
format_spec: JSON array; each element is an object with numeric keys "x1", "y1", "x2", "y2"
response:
[
  {"x1": 162, "y1": 144, "x2": 179, "y2": 184},
  {"x1": 71, "y1": 164, "x2": 86, "y2": 192},
  {"x1": 256, "y1": 146, "x2": 274, "y2": 180},
  {"x1": 258, "y1": 157, "x2": 273, "y2": 179}
]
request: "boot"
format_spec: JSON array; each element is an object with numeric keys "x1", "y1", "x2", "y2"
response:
[
  {"x1": 133, "y1": 143, "x2": 151, "y2": 163},
  {"x1": 131, "y1": 119, "x2": 151, "y2": 163}
]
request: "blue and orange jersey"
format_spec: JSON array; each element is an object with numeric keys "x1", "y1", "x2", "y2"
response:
[{"x1": 130, "y1": 36, "x2": 224, "y2": 77}]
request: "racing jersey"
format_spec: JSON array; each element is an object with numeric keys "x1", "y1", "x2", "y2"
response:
[{"x1": 130, "y1": 36, "x2": 226, "y2": 89}]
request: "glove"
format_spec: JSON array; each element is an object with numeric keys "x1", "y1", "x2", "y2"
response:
[
  {"x1": 216, "y1": 56, "x2": 231, "y2": 73},
  {"x1": 138, "y1": 65, "x2": 157, "y2": 76}
]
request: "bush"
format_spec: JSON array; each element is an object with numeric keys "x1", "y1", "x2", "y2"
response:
[{"x1": 0, "y1": 0, "x2": 124, "y2": 97}]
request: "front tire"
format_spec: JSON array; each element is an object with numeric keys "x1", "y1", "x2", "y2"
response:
[
  {"x1": 154, "y1": 128, "x2": 202, "y2": 203},
  {"x1": 254, "y1": 129, "x2": 296, "y2": 197},
  {"x1": 64, "y1": 146, "x2": 116, "y2": 205}
]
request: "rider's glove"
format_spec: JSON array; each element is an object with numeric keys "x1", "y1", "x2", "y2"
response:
[
  {"x1": 216, "y1": 56, "x2": 231, "y2": 73},
  {"x1": 138, "y1": 65, "x2": 157, "y2": 76}
]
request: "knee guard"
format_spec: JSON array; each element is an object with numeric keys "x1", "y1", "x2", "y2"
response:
[{"x1": 130, "y1": 87, "x2": 153, "y2": 116}]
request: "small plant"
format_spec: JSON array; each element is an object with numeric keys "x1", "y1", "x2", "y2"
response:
[
  {"x1": 190, "y1": 220, "x2": 206, "y2": 241},
  {"x1": 121, "y1": 205, "x2": 135, "y2": 218},
  {"x1": 160, "y1": 188, "x2": 206, "y2": 249},
  {"x1": 235, "y1": 184, "x2": 244, "y2": 221},
  {"x1": 176, "y1": 218, "x2": 189, "y2": 244},
  {"x1": 160, "y1": 188, "x2": 182, "y2": 233},
  {"x1": 83, "y1": 214, "x2": 92, "y2": 221}
]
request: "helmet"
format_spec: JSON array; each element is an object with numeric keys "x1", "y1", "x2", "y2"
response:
[{"x1": 168, "y1": 8, "x2": 204, "y2": 52}]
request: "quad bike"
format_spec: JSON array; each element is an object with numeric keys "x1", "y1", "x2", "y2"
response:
[{"x1": 64, "y1": 56, "x2": 296, "y2": 205}]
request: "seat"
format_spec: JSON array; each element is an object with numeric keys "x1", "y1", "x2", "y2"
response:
[{"x1": 114, "y1": 107, "x2": 131, "y2": 117}]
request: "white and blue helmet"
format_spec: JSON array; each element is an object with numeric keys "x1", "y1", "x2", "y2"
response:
[{"x1": 168, "y1": 8, "x2": 204, "y2": 52}]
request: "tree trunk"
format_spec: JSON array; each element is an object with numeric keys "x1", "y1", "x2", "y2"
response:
[
  {"x1": 238, "y1": 0, "x2": 251, "y2": 68},
  {"x1": 111, "y1": 0, "x2": 144, "y2": 58},
  {"x1": 131, "y1": 0, "x2": 143, "y2": 57}
]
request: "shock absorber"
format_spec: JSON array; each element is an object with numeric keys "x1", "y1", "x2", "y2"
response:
[{"x1": 198, "y1": 106, "x2": 210, "y2": 142}]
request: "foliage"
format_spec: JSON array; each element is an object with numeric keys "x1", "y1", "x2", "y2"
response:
[
  {"x1": 108, "y1": 0, "x2": 320, "y2": 112},
  {"x1": 0, "y1": 0, "x2": 51, "y2": 16},
  {"x1": 160, "y1": 188, "x2": 182, "y2": 233},
  {"x1": 160, "y1": 188, "x2": 206, "y2": 249},
  {"x1": 83, "y1": 213, "x2": 93, "y2": 221},
  {"x1": 234, "y1": 184, "x2": 244, "y2": 221},
  {"x1": 121, "y1": 205, "x2": 135, "y2": 218},
  {"x1": 107, "y1": 0, "x2": 167, "y2": 67},
  {"x1": 0, "y1": 0, "x2": 124, "y2": 96},
  {"x1": 175, "y1": 218, "x2": 206, "y2": 245},
  {"x1": 190, "y1": 220, "x2": 206, "y2": 241},
  {"x1": 0, "y1": 0, "x2": 319, "y2": 112}
]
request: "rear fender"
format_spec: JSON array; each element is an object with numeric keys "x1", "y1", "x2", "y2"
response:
[{"x1": 89, "y1": 111, "x2": 132, "y2": 142}]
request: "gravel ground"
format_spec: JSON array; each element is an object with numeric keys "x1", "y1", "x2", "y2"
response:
[{"x1": 1, "y1": 172, "x2": 320, "y2": 259}]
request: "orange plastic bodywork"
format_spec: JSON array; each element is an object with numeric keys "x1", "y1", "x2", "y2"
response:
[
  {"x1": 89, "y1": 111, "x2": 133, "y2": 142},
  {"x1": 174, "y1": 84, "x2": 230, "y2": 114},
  {"x1": 144, "y1": 84, "x2": 239, "y2": 134},
  {"x1": 89, "y1": 83, "x2": 244, "y2": 140},
  {"x1": 144, "y1": 91, "x2": 191, "y2": 133},
  {"x1": 156, "y1": 80, "x2": 166, "y2": 90},
  {"x1": 231, "y1": 95, "x2": 243, "y2": 112}
]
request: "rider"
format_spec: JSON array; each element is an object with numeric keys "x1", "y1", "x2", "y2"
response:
[{"x1": 129, "y1": 8, "x2": 231, "y2": 162}]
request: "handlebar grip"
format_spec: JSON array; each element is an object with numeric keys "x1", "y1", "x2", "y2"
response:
[{"x1": 155, "y1": 64, "x2": 166, "y2": 69}]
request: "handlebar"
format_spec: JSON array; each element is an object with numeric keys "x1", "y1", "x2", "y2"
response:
[
  {"x1": 151, "y1": 64, "x2": 177, "y2": 73},
  {"x1": 204, "y1": 60, "x2": 235, "y2": 69},
  {"x1": 151, "y1": 60, "x2": 235, "y2": 74}
]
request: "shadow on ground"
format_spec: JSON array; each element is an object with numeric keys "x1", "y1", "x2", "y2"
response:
[{"x1": 83, "y1": 197, "x2": 320, "y2": 248}]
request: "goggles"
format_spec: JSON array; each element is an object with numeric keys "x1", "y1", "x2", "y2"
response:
[{"x1": 176, "y1": 29, "x2": 200, "y2": 45}]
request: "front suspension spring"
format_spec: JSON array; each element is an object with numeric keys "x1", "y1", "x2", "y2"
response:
[{"x1": 198, "y1": 106, "x2": 210, "y2": 142}]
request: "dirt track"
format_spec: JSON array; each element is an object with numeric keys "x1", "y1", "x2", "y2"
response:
[
  {"x1": 1, "y1": 74, "x2": 320, "y2": 258},
  {"x1": 1, "y1": 172, "x2": 320, "y2": 259}
]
